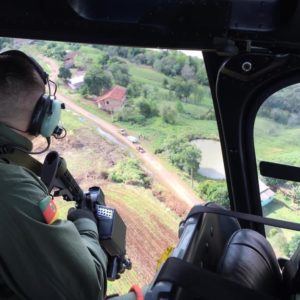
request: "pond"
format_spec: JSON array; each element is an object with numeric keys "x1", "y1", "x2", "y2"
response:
[{"x1": 191, "y1": 139, "x2": 226, "y2": 180}]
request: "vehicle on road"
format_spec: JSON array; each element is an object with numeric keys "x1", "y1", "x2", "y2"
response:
[
  {"x1": 127, "y1": 136, "x2": 139, "y2": 144},
  {"x1": 119, "y1": 128, "x2": 127, "y2": 136},
  {"x1": 136, "y1": 146, "x2": 145, "y2": 153}
]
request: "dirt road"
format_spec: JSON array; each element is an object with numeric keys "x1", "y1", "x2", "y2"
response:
[{"x1": 42, "y1": 56, "x2": 202, "y2": 208}]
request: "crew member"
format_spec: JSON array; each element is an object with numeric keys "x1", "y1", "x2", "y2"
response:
[{"x1": 0, "y1": 50, "x2": 142, "y2": 300}]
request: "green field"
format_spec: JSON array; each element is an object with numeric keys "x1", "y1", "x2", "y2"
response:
[{"x1": 255, "y1": 117, "x2": 300, "y2": 165}]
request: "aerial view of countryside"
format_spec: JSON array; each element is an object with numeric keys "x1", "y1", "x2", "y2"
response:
[{"x1": 2, "y1": 37, "x2": 300, "y2": 294}]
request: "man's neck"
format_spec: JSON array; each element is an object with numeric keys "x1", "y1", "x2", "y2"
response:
[{"x1": 10, "y1": 128, "x2": 36, "y2": 141}]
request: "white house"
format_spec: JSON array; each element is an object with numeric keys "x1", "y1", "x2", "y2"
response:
[{"x1": 67, "y1": 75, "x2": 85, "y2": 90}]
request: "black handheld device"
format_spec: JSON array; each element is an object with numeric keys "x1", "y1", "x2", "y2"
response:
[{"x1": 41, "y1": 151, "x2": 131, "y2": 280}]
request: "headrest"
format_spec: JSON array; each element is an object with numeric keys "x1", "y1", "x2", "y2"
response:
[
  {"x1": 218, "y1": 229, "x2": 283, "y2": 298},
  {"x1": 186, "y1": 203, "x2": 240, "y2": 272},
  {"x1": 283, "y1": 242, "x2": 300, "y2": 295}
]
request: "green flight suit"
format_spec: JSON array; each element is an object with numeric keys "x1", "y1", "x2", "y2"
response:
[{"x1": 0, "y1": 124, "x2": 121, "y2": 300}]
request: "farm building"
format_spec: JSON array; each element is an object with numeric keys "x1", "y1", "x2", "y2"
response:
[
  {"x1": 95, "y1": 86, "x2": 127, "y2": 113},
  {"x1": 67, "y1": 75, "x2": 85, "y2": 90},
  {"x1": 259, "y1": 180, "x2": 275, "y2": 207}
]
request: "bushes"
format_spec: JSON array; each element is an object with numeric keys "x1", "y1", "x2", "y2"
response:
[
  {"x1": 196, "y1": 180, "x2": 229, "y2": 208},
  {"x1": 160, "y1": 136, "x2": 201, "y2": 175},
  {"x1": 162, "y1": 105, "x2": 177, "y2": 124},
  {"x1": 83, "y1": 66, "x2": 113, "y2": 96},
  {"x1": 283, "y1": 234, "x2": 300, "y2": 257},
  {"x1": 115, "y1": 106, "x2": 145, "y2": 124},
  {"x1": 138, "y1": 100, "x2": 159, "y2": 118},
  {"x1": 110, "y1": 159, "x2": 151, "y2": 188}
]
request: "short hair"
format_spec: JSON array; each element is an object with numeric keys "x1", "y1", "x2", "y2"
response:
[{"x1": 0, "y1": 54, "x2": 44, "y2": 127}]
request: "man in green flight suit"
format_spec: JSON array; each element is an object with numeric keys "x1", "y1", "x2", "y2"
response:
[{"x1": 0, "y1": 50, "x2": 144, "y2": 300}]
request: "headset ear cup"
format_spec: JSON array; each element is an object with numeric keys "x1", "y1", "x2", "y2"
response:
[
  {"x1": 28, "y1": 96, "x2": 62, "y2": 138},
  {"x1": 28, "y1": 96, "x2": 49, "y2": 136},
  {"x1": 40, "y1": 99, "x2": 62, "y2": 138}
]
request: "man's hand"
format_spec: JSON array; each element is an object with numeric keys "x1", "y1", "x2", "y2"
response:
[{"x1": 67, "y1": 207, "x2": 97, "y2": 224}]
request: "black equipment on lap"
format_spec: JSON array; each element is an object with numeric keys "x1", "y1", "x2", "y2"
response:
[{"x1": 41, "y1": 151, "x2": 131, "y2": 280}]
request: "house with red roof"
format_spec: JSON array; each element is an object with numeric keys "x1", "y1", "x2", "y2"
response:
[{"x1": 95, "y1": 86, "x2": 127, "y2": 113}]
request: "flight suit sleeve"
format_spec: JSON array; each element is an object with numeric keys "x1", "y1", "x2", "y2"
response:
[{"x1": 0, "y1": 164, "x2": 107, "y2": 300}]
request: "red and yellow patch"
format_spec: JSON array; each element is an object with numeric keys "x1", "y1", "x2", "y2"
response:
[{"x1": 39, "y1": 196, "x2": 58, "y2": 224}]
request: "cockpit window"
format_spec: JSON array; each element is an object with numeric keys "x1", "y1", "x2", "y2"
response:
[
  {"x1": 0, "y1": 38, "x2": 230, "y2": 293},
  {"x1": 254, "y1": 83, "x2": 300, "y2": 256}
]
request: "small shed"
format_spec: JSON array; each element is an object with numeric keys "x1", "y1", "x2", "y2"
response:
[
  {"x1": 95, "y1": 86, "x2": 127, "y2": 113},
  {"x1": 67, "y1": 75, "x2": 85, "y2": 90},
  {"x1": 259, "y1": 180, "x2": 275, "y2": 207}
]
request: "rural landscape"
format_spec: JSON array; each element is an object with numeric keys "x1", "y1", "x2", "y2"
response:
[{"x1": 1, "y1": 37, "x2": 300, "y2": 294}]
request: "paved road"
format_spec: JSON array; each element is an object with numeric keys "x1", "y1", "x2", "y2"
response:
[{"x1": 42, "y1": 56, "x2": 202, "y2": 207}]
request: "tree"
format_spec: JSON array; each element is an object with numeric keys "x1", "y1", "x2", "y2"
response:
[
  {"x1": 180, "y1": 144, "x2": 202, "y2": 174},
  {"x1": 197, "y1": 180, "x2": 229, "y2": 208},
  {"x1": 162, "y1": 105, "x2": 177, "y2": 124},
  {"x1": 163, "y1": 78, "x2": 169, "y2": 89},
  {"x1": 181, "y1": 64, "x2": 196, "y2": 81},
  {"x1": 108, "y1": 63, "x2": 130, "y2": 87},
  {"x1": 58, "y1": 67, "x2": 71, "y2": 80},
  {"x1": 138, "y1": 100, "x2": 159, "y2": 118},
  {"x1": 176, "y1": 101, "x2": 184, "y2": 113},
  {"x1": 160, "y1": 136, "x2": 202, "y2": 179},
  {"x1": 127, "y1": 82, "x2": 142, "y2": 98},
  {"x1": 45, "y1": 43, "x2": 66, "y2": 60},
  {"x1": 170, "y1": 79, "x2": 195, "y2": 101},
  {"x1": 83, "y1": 66, "x2": 113, "y2": 96},
  {"x1": 283, "y1": 234, "x2": 300, "y2": 257}
]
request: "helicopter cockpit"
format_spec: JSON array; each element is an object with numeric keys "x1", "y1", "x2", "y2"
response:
[{"x1": 1, "y1": 1, "x2": 300, "y2": 299}]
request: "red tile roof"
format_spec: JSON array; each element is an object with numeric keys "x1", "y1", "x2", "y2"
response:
[{"x1": 95, "y1": 86, "x2": 127, "y2": 103}]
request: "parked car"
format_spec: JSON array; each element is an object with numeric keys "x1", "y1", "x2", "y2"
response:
[
  {"x1": 136, "y1": 146, "x2": 145, "y2": 153},
  {"x1": 119, "y1": 128, "x2": 127, "y2": 136},
  {"x1": 127, "y1": 136, "x2": 139, "y2": 144}
]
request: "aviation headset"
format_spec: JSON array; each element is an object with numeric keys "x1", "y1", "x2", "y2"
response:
[{"x1": 0, "y1": 50, "x2": 65, "y2": 138}]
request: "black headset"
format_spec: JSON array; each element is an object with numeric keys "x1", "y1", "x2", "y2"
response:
[{"x1": 0, "y1": 50, "x2": 64, "y2": 138}]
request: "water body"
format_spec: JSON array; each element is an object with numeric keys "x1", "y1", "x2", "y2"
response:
[{"x1": 191, "y1": 139, "x2": 226, "y2": 179}]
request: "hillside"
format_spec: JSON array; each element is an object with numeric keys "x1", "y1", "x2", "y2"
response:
[{"x1": 33, "y1": 109, "x2": 181, "y2": 294}]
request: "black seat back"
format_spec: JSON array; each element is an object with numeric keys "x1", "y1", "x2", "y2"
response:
[
  {"x1": 283, "y1": 243, "x2": 300, "y2": 299},
  {"x1": 185, "y1": 203, "x2": 241, "y2": 272},
  {"x1": 218, "y1": 229, "x2": 283, "y2": 299}
]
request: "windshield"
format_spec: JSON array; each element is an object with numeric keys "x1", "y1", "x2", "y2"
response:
[
  {"x1": 255, "y1": 83, "x2": 300, "y2": 257},
  {"x1": 0, "y1": 37, "x2": 229, "y2": 294}
]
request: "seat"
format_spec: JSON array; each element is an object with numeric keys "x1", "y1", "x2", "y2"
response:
[
  {"x1": 217, "y1": 229, "x2": 283, "y2": 299},
  {"x1": 147, "y1": 205, "x2": 284, "y2": 300},
  {"x1": 282, "y1": 243, "x2": 300, "y2": 299},
  {"x1": 184, "y1": 202, "x2": 241, "y2": 272}
]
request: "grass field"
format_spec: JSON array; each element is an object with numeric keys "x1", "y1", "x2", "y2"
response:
[
  {"x1": 255, "y1": 117, "x2": 300, "y2": 165},
  {"x1": 128, "y1": 63, "x2": 171, "y2": 89}
]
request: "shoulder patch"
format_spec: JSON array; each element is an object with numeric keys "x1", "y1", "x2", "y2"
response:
[{"x1": 39, "y1": 196, "x2": 58, "y2": 224}]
